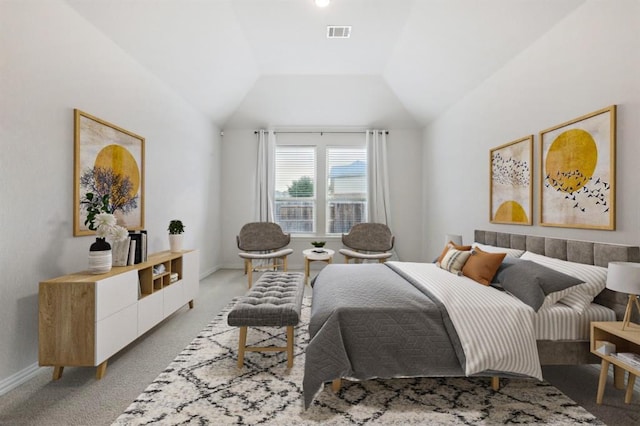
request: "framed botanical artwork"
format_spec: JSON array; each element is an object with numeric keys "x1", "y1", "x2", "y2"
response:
[
  {"x1": 490, "y1": 135, "x2": 533, "y2": 225},
  {"x1": 539, "y1": 105, "x2": 616, "y2": 230},
  {"x1": 73, "y1": 109, "x2": 145, "y2": 236}
]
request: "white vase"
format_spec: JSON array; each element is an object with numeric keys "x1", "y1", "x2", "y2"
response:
[
  {"x1": 88, "y1": 238, "x2": 112, "y2": 274},
  {"x1": 169, "y1": 234, "x2": 183, "y2": 252}
]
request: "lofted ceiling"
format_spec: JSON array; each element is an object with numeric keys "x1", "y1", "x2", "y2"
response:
[{"x1": 65, "y1": 0, "x2": 585, "y2": 128}]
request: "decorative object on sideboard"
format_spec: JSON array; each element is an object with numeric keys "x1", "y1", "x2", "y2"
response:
[
  {"x1": 89, "y1": 238, "x2": 112, "y2": 274},
  {"x1": 111, "y1": 236, "x2": 131, "y2": 267},
  {"x1": 168, "y1": 219, "x2": 185, "y2": 252},
  {"x1": 82, "y1": 192, "x2": 129, "y2": 273},
  {"x1": 73, "y1": 109, "x2": 145, "y2": 236},
  {"x1": 606, "y1": 261, "x2": 640, "y2": 330}
]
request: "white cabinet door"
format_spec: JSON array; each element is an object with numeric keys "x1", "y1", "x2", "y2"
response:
[
  {"x1": 95, "y1": 303, "x2": 137, "y2": 364},
  {"x1": 137, "y1": 290, "x2": 163, "y2": 336},
  {"x1": 95, "y1": 270, "x2": 138, "y2": 322},
  {"x1": 182, "y1": 250, "x2": 199, "y2": 303},
  {"x1": 163, "y1": 281, "x2": 184, "y2": 318}
]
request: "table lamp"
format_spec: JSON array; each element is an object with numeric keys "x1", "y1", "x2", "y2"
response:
[
  {"x1": 444, "y1": 234, "x2": 463, "y2": 247},
  {"x1": 606, "y1": 261, "x2": 640, "y2": 330}
]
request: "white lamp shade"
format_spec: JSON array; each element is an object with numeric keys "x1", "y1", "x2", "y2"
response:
[
  {"x1": 606, "y1": 262, "x2": 640, "y2": 294},
  {"x1": 444, "y1": 234, "x2": 463, "y2": 246}
]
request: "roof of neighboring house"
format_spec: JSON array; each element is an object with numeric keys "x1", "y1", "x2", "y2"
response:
[{"x1": 329, "y1": 160, "x2": 366, "y2": 178}]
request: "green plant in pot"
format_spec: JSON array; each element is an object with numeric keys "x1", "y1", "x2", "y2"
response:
[
  {"x1": 168, "y1": 219, "x2": 185, "y2": 252},
  {"x1": 311, "y1": 241, "x2": 326, "y2": 248}
]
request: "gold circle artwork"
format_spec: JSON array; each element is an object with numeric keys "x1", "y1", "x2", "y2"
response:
[
  {"x1": 94, "y1": 144, "x2": 140, "y2": 197},
  {"x1": 494, "y1": 200, "x2": 528, "y2": 223},
  {"x1": 545, "y1": 129, "x2": 597, "y2": 193}
]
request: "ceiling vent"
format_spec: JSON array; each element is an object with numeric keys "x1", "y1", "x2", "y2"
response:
[{"x1": 327, "y1": 26, "x2": 351, "y2": 39}]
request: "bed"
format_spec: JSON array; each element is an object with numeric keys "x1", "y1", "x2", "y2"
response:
[{"x1": 302, "y1": 230, "x2": 640, "y2": 408}]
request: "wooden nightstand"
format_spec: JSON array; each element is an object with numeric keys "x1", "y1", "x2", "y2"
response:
[{"x1": 591, "y1": 321, "x2": 640, "y2": 404}]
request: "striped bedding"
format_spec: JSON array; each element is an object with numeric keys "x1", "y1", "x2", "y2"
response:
[
  {"x1": 389, "y1": 261, "x2": 543, "y2": 380},
  {"x1": 536, "y1": 302, "x2": 615, "y2": 340}
]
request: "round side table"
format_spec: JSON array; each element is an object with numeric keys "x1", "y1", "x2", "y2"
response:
[{"x1": 303, "y1": 248, "x2": 335, "y2": 284}]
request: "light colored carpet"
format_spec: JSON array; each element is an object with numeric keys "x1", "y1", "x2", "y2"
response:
[{"x1": 113, "y1": 298, "x2": 604, "y2": 425}]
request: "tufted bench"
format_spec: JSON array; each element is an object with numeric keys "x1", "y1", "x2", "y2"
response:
[{"x1": 227, "y1": 271, "x2": 305, "y2": 368}]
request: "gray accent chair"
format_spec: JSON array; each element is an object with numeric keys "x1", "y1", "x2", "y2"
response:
[
  {"x1": 339, "y1": 223, "x2": 395, "y2": 264},
  {"x1": 237, "y1": 222, "x2": 294, "y2": 287}
]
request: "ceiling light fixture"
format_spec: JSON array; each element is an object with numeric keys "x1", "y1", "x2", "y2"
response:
[{"x1": 315, "y1": 0, "x2": 330, "y2": 8}]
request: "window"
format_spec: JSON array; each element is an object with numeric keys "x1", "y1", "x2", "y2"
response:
[
  {"x1": 274, "y1": 146, "x2": 316, "y2": 234},
  {"x1": 274, "y1": 134, "x2": 367, "y2": 235},
  {"x1": 327, "y1": 148, "x2": 367, "y2": 233}
]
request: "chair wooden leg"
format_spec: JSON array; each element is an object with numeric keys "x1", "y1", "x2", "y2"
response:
[
  {"x1": 283, "y1": 256, "x2": 288, "y2": 272},
  {"x1": 332, "y1": 379, "x2": 342, "y2": 392},
  {"x1": 246, "y1": 259, "x2": 253, "y2": 288}
]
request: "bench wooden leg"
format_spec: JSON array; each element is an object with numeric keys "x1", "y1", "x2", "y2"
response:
[
  {"x1": 286, "y1": 326, "x2": 294, "y2": 368},
  {"x1": 238, "y1": 326, "x2": 248, "y2": 368}
]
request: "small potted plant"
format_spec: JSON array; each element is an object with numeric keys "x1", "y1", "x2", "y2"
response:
[
  {"x1": 311, "y1": 241, "x2": 326, "y2": 252},
  {"x1": 168, "y1": 219, "x2": 185, "y2": 252}
]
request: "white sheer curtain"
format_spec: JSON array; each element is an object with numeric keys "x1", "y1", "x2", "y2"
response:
[
  {"x1": 255, "y1": 130, "x2": 276, "y2": 222},
  {"x1": 367, "y1": 130, "x2": 391, "y2": 224},
  {"x1": 367, "y1": 129, "x2": 398, "y2": 260}
]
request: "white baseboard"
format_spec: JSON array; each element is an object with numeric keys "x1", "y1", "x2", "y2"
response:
[{"x1": 0, "y1": 362, "x2": 42, "y2": 396}]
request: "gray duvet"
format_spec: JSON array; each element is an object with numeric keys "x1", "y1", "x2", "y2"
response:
[{"x1": 303, "y1": 263, "x2": 466, "y2": 408}]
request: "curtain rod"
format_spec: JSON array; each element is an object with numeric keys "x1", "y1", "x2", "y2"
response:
[{"x1": 253, "y1": 130, "x2": 389, "y2": 135}]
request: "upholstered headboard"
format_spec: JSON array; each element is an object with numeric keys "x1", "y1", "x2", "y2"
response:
[{"x1": 474, "y1": 230, "x2": 640, "y2": 321}]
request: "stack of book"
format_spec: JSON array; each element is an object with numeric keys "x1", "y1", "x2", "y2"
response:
[
  {"x1": 127, "y1": 230, "x2": 148, "y2": 265},
  {"x1": 614, "y1": 352, "x2": 640, "y2": 370}
]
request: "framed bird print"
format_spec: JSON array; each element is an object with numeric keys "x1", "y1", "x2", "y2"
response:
[
  {"x1": 539, "y1": 105, "x2": 616, "y2": 230},
  {"x1": 490, "y1": 135, "x2": 533, "y2": 225}
]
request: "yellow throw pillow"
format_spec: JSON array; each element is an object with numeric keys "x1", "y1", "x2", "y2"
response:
[{"x1": 462, "y1": 247, "x2": 506, "y2": 285}]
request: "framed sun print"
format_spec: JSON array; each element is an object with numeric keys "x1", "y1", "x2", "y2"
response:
[
  {"x1": 490, "y1": 135, "x2": 533, "y2": 225},
  {"x1": 73, "y1": 109, "x2": 145, "y2": 236},
  {"x1": 539, "y1": 105, "x2": 616, "y2": 230}
]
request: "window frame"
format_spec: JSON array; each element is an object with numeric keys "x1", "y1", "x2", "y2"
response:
[{"x1": 274, "y1": 133, "x2": 367, "y2": 237}]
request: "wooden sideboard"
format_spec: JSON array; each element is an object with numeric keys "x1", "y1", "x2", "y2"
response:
[{"x1": 39, "y1": 249, "x2": 199, "y2": 380}]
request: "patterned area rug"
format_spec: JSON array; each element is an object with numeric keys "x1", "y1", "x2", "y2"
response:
[{"x1": 113, "y1": 298, "x2": 603, "y2": 425}]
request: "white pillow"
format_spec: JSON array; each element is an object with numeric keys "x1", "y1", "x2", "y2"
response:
[
  {"x1": 472, "y1": 242, "x2": 525, "y2": 258},
  {"x1": 519, "y1": 251, "x2": 607, "y2": 314}
]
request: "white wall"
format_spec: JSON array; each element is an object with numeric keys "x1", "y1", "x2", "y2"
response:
[
  {"x1": 0, "y1": 0, "x2": 221, "y2": 389},
  {"x1": 422, "y1": 0, "x2": 640, "y2": 260},
  {"x1": 221, "y1": 128, "x2": 424, "y2": 269}
]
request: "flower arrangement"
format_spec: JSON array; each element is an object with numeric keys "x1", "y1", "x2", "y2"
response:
[
  {"x1": 82, "y1": 192, "x2": 128, "y2": 242},
  {"x1": 94, "y1": 213, "x2": 129, "y2": 241}
]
